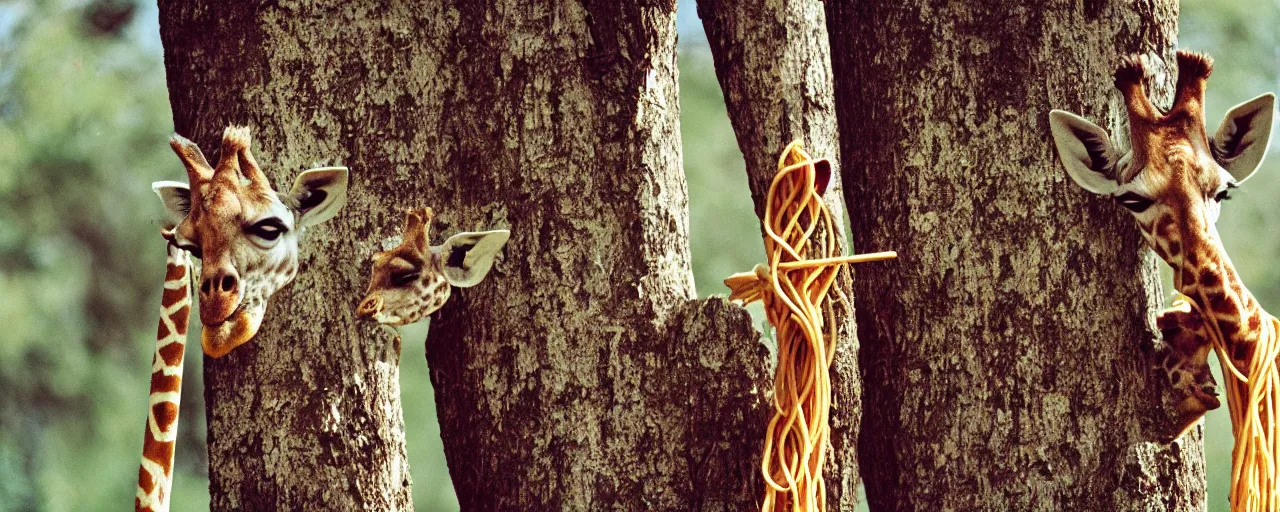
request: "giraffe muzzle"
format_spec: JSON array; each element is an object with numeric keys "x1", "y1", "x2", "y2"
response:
[
  {"x1": 200, "y1": 303, "x2": 264, "y2": 358},
  {"x1": 198, "y1": 268, "x2": 242, "y2": 325}
]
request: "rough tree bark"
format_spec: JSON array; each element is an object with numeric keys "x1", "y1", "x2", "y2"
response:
[
  {"x1": 697, "y1": 0, "x2": 861, "y2": 508},
  {"x1": 421, "y1": 3, "x2": 773, "y2": 509},
  {"x1": 826, "y1": 1, "x2": 1206, "y2": 510},
  {"x1": 158, "y1": 3, "x2": 413, "y2": 510},
  {"x1": 163, "y1": 1, "x2": 776, "y2": 510}
]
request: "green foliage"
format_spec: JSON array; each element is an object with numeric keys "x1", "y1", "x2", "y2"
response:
[{"x1": 0, "y1": 1, "x2": 210, "y2": 510}]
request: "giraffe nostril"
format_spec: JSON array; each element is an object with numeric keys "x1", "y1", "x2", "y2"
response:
[
  {"x1": 200, "y1": 279, "x2": 212, "y2": 295},
  {"x1": 220, "y1": 275, "x2": 237, "y2": 292}
]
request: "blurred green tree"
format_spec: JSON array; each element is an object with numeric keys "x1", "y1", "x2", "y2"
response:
[
  {"x1": 1182, "y1": 2, "x2": 1280, "y2": 510},
  {"x1": 0, "y1": 1, "x2": 210, "y2": 510}
]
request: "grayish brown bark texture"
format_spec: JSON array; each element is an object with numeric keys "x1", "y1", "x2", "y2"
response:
[
  {"x1": 697, "y1": 0, "x2": 862, "y2": 508},
  {"x1": 825, "y1": 1, "x2": 1208, "y2": 510},
  {"x1": 158, "y1": 2, "x2": 414, "y2": 510},
  {"x1": 163, "y1": 0, "x2": 776, "y2": 510}
]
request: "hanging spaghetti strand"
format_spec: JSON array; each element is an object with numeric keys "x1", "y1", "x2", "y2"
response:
[{"x1": 725, "y1": 141, "x2": 895, "y2": 512}]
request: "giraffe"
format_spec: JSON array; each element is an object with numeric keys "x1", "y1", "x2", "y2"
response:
[
  {"x1": 134, "y1": 232, "x2": 192, "y2": 512},
  {"x1": 1048, "y1": 50, "x2": 1276, "y2": 441},
  {"x1": 356, "y1": 207, "x2": 509, "y2": 327},
  {"x1": 152, "y1": 126, "x2": 350, "y2": 357}
]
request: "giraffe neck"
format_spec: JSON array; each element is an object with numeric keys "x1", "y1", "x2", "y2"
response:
[
  {"x1": 136, "y1": 243, "x2": 191, "y2": 512},
  {"x1": 1174, "y1": 237, "x2": 1267, "y2": 365}
]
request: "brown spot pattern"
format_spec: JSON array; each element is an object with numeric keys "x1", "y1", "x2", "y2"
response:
[
  {"x1": 149, "y1": 371, "x2": 182, "y2": 395},
  {"x1": 141, "y1": 432, "x2": 174, "y2": 473},
  {"x1": 1218, "y1": 319, "x2": 1239, "y2": 338},
  {"x1": 139, "y1": 257, "x2": 191, "y2": 511},
  {"x1": 1209, "y1": 292, "x2": 1236, "y2": 315},
  {"x1": 164, "y1": 263, "x2": 186, "y2": 281},
  {"x1": 1198, "y1": 272, "x2": 1219, "y2": 288},
  {"x1": 138, "y1": 466, "x2": 155, "y2": 493},
  {"x1": 1156, "y1": 216, "x2": 1175, "y2": 238},
  {"x1": 161, "y1": 287, "x2": 186, "y2": 307},
  {"x1": 151, "y1": 401, "x2": 179, "y2": 431},
  {"x1": 172, "y1": 305, "x2": 190, "y2": 333},
  {"x1": 158, "y1": 342, "x2": 185, "y2": 367}
]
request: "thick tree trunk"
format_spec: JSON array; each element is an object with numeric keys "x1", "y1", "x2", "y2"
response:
[
  {"x1": 163, "y1": 1, "x2": 774, "y2": 510},
  {"x1": 696, "y1": 1, "x2": 861, "y2": 507},
  {"x1": 158, "y1": 3, "x2": 414, "y2": 510},
  {"x1": 421, "y1": 3, "x2": 771, "y2": 509},
  {"x1": 825, "y1": 1, "x2": 1207, "y2": 510}
]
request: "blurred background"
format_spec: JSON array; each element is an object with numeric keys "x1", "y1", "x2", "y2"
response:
[{"x1": 0, "y1": 0, "x2": 1274, "y2": 510}]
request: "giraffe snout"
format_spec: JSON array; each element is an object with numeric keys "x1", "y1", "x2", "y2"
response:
[
  {"x1": 198, "y1": 267, "x2": 241, "y2": 325},
  {"x1": 357, "y1": 294, "x2": 383, "y2": 318}
]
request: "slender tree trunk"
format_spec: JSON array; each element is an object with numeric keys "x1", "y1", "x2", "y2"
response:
[
  {"x1": 696, "y1": 1, "x2": 861, "y2": 507},
  {"x1": 825, "y1": 1, "x2": 1207, "y2": 509},
  {"x1": 163, "y1": 1, "x2": 775, "y2": 509}
]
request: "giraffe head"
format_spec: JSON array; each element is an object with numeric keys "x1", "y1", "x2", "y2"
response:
[
  {"x1": 1049, "y1": 51, "x2": 1274, "y2": 269},
  {"x1": 151, "y1": 126, "x2": 349, "y2": 357},
  {"x1": 356, "y1": 207, "x2": 509, "y2": 326},
  {"x1": 1049, "y1": 51, "x2": 1275, "y2": 436},
  {"x1": 1154, "y1": 302, "x2": 1221, "y2": 441}
]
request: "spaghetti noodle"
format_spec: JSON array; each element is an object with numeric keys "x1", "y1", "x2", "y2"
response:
[{"x1": 725, "y1": 141, "x2": 895, "y2": 512}]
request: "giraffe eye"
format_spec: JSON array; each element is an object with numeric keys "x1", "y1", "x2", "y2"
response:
[
  {"x1": 1115, "y1": 192, "x2": 1153, "y2": 213},
  {"x1": 248, "y1": 218, "x2": 288, "y2": 242},
  {"x1": 391, "y1": 271, "x2": 420, "y2": 287}
]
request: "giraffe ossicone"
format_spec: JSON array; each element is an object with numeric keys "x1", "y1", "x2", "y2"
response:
[
  {"x1": 1049, "y1": 50, "x2": 1276, "y2": 441},
  {"x1": 151, "y1": 126, "x2": 350, "y2": 357},
  {"x1": 357, "y1": 207, "x2": 510, "y2": 327}
]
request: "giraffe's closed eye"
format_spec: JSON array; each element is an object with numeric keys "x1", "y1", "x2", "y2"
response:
[
  {"x1": 1115, "y1": 192, "x2": 1154, "y2": 213},
  {"x1": 391, "y1": 271, "x2": 420, "y2": 287}
]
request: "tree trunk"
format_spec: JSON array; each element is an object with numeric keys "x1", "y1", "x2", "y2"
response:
[
  {"x1": 421, "y1": 3, "x2": 771, "y2": 509},
  {"x1": 158, "y1": 3, "x2": 416, "y2": 510},
  {"x1": 825, "y1": 1, "x2": 1207, "y2": 510},
  {"x1": 696, "y1": 1, "x2": 861, "y2": 507},
  {"x1": 163, "y1": 1, "x2": 775, "y2": 510}
]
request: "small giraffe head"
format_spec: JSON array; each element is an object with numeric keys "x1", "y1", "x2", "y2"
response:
[
  {"x1": 356, "y1": 207, "x2": 509, "y2": 326},
  {"x1": 1049, "y1": 51, "x2": 1274, "y2": 269},
  {"x1": 1154, "y1": 302, "x2": 1221, "y2": 441},
  {"x1": 151, "y1": 126, "x2": 349, "y2": 357}
]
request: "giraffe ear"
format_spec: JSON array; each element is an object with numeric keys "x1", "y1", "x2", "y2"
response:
[
  {"x1": 1049, "y1": 110, "x2": 1121, "y2": 195},
  {"x1": 438, "y1": 230, "x2": 511, "y2": 288},
  {"x1": 1213, "y1": 93, "x2": 1275, "y2": 183},
  {"x1": 288, "y1": 167, "x2": 350, "y2": 228},
  {"x1": 813, "y1": 159, "x2": 833, "y2": 197},
  {"x1": 152, "y1": 181, "x2": 191, "y2": 226}
]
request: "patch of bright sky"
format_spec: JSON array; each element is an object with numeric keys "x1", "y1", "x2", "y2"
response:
[
  {"x1": 675, "y1": 0, "x2": 707, "y2": 46},
  {"x1": 129, "y1": 0, "x2": 162, "y2": 52}
]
